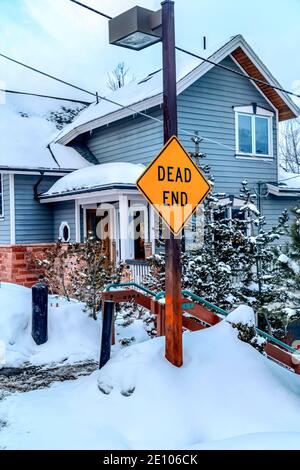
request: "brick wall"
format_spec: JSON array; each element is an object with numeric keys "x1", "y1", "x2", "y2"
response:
[{"x1": 0, "y1": 244, "x2": 55, "y2": 288}]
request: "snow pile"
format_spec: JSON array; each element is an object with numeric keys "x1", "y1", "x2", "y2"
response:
[
  {"x1": 226, "y1": 304, "x2": 255, "y2": 326},
  {"x1": 0, "y1": 283, "x2": 101, "y2": 367},
  {"x1": 1, "y1": 301, "x2": 300, "y2": 449},
  {"x1": 278, "y1": 168, "x2": 300, "y2": 190},
  {"x1": 43, "y1": 162, "x2": 145, "y2": 196},
  {"x1": 0, "y1": 93, "x2": 89, "y2": 170}
]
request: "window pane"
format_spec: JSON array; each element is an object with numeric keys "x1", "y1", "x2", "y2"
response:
[
  {"x1": 238, "y1": 114, "x2": 252, "y2": 153},
  {"x1": 255, "y1": 116, "x2": 269, "y2": 155}
]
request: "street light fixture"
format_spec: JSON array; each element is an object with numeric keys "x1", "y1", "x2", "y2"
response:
[{"x1": 109, "y1": 6, "x2": 162, "y2": 51}]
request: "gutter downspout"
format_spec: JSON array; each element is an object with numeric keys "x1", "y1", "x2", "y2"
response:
[{"x1": 34, "y1": 171, "x2": 45, "y2": 201}]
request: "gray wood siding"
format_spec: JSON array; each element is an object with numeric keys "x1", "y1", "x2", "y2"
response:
[
  {"x1": 177, "y1": 56, "x2": 278, "y2": 196},
  {"x1": 0, "y1": 174, "x2": 11, "y2": 244},
  {"x1": 15, "y1": 175, "x2": 57, "y2": 244},
  {"x1": 261, "y1": 195, "x2": 299, "y2": 243},
  {"x1": 53, "y1": 201, "x2": 76, "y2": 243},
  {"x1": 86, "y1": 107, "x2": 163, "y2": 165}
]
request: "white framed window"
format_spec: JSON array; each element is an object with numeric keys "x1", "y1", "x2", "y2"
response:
[
  {"x1": 0, "y1": 174, "x2": 4, "y2": 219},
  {"x1": 59, "y1": 221, "x2": 71, "y2": 242},
  {"x1": 234, "y1": 105, "x2": 273, "y2": 158}
]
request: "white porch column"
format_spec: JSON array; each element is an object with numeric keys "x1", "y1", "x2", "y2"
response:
[
  {"x1": 118, "y1": 194, "x2": 131, "y2": 261},
  {"x1": 75, "y1": 200, "x2": 81, "y2": 243},
  {"x1": 149, "y1": 205, "x2": 156, "y2": 254}
]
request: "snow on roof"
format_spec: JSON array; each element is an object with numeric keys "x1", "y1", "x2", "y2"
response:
[
  {"x1": 278, "y1": 168, "x2": 300, "y2": 190},
  {"x1": 43, "y1": 162, "x2": 145, "y2": 197},
  {"x1": 54, "y1": 35, "x2": 241, "y2": 144},
  {"x1": 55, "y1": 34, "x2": 299, "y2": 145},
  {"x1": 0, "y1": 93, "x2": 91, "y2": 171}
]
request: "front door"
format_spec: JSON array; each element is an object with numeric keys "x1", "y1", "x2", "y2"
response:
[{"x1": 86, "y1": 208, "x2": 111, "y2": 261}]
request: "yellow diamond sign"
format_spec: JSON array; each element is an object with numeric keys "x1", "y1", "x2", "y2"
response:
[{"x1": 136, "y1": 136, "x2": 211, "y2": 235}]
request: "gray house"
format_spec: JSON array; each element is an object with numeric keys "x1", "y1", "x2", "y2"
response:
[{"x1": 1, "y1": 35, "x2": 299, "y2": 286}]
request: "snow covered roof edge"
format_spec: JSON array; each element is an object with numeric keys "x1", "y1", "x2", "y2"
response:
[{"x1": 54, "y1": 34, "x2": 299, "y2": 146}]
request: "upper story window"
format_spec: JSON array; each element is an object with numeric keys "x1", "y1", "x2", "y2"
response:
[
  {"x1": 0, "y1": 174, "x2": 3, "y2": 218},
  {"x1": 234, "y1": 105, "x2": 274, "y2": 158}
]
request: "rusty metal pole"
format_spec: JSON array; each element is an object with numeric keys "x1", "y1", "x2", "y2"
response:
[{"x1": 162, "y1": 0, "x2": 182, "y2": 367}]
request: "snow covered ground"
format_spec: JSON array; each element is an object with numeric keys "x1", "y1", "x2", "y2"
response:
[
  {"x1": 1, "y1": 282, "x2": 300, "y2": 450},
  {"x1": 0, "y1": 282, "x2": 148, "y2": 368}
]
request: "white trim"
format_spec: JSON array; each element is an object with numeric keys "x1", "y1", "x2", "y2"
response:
[
  {"x1": 55, "y1": 35, "x2": 298, "y2": 145},
  {"x1": 266, "y1": 184, "x2": 300, "y2": 197},
  {"x1": 40, "y1": 188, "x2": 140, "y2": 204},
  {"x1": 59, "y1": 221, "x2": 71, "y2": 243},
  {"x1": 0, "y1": 170, "x2": 70, "y2": 176},
  {"x1": 233, "y1": 105, "x2": 274, "y2": 117},
  {"x1": 236, "y1": 41, "x2": 299, "y2": 118},
  {"x1": 75, "y1": 199, "x2": 81, "y2": 243},
  {"x1": 9, "y1": 174, "x2": 15, "y2": 244},
  {"x1": 235, "y1": 111, "x2": 273, "y2": 158},
  {"x1": 0, "y1": 173, "x2": 4, "y2": 219},
  {"x1": 230, "y1": 54, "x2": 278, "y2": 113},
  {"x1": 235, "y1": 155, "x2": 274, "y2": 162},
  {"x1": 149, "y1": 206, "x2": 156, "y2": 254},
  {"x1": 275, "y1": 107, "x2": 280, "y2": 184},
  {"x1": 83, "y1": 207, "x2": 87, "y2": 240},
  {"x1": 119, "y1": 194, "x2": 130, "y2": 260}
]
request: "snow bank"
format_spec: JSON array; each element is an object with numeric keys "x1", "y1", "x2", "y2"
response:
[
  {"x1": 1, "y1": 314, "x2": 300, "y2": 450},
  {"x1": 0, "y1": 282, "x2": 101, "y2": 367},
  {"x1": 44, "y1": 162, "x2": 145, "y2": 196}
]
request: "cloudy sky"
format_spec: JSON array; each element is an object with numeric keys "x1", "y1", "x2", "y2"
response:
[{"x1": 0, "y1": 0, "x2": 299, "y2": 103}]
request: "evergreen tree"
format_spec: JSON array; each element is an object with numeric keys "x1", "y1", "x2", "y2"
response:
[{"x1": 145, "y1": 177, "x2": 297, "y2": 339}]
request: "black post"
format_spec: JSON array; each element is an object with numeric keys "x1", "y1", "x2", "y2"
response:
[
  {"x1": 32, "y1": 281, "x2": 48, "y2": 345},
  {"x1": 99, "y1": 300, "x2": 115, "y2": 369},
  {"x1": 161, "y1": 0, "x2": 182, "y2": 367}
]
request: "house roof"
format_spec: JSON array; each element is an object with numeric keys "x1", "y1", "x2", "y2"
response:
[
  {"x1": 54, "y1": 35, "x2": 299, "y2": 146},
  {"x1": 0, "y1": 93, "x2": 91, "y2": 172},
  {"x1": 267, "y1": 169, "x2": 300, "y2": 197},
  {"x1": 41, "y1": 162, "x2": 145, "y2": 200}
]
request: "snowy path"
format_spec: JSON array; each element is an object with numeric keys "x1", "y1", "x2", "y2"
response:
[{"x1": 0, "y1": 361, "x2": 98, "y2": 394}]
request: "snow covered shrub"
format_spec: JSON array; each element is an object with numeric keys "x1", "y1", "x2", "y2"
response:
[
  {"x1": 226, "y1": 306, "x2": 266, "y2": 353},
  {"x1": 70, "y1": 235, "x2": 121, "y2": 320},
  {"x1": 36, "y1": 236, "x2": 121, "y2": 319},
  {"x1": 145, "y1": 178, "x2": 296, "y2": 339}
]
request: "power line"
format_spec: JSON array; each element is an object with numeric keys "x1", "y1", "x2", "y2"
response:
[
  {"x1": 278, "y1": 173, "x2": 300, "y2": 183},
  {"x1": 0, "y1": 51, "x2": 96, "y2": 98},
  {"x1": 65, "y1": 0, "x2": 300, "y2": 101},
  {"x1": 67, "y1": 0, "x2": 112, "y2": 19},
  {"x1": 0, "y1": 89, "x2": 92, "y2": 105},
  {"x1": 175, "y1": 46, "x2": 300, "y2": 100}
]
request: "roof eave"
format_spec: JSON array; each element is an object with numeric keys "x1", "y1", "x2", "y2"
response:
[
  {"x1": 40, "y1": 183, "x2": 139, "y2": 202},
  {"x1": 54, "y1": 34, "x2": 299, "y2": 145},
  {"x1": 267, "y1": 183, "x2": 300, "y2": 197}
]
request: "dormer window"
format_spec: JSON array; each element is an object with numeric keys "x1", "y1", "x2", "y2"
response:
[{"x1": 234, "y1": 105, "x2": 273, "y2": 158}]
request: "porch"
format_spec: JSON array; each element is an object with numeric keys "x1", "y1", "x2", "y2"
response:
[{"x1": 40, "y1": 163, "x2": 156, "y2": 269}]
